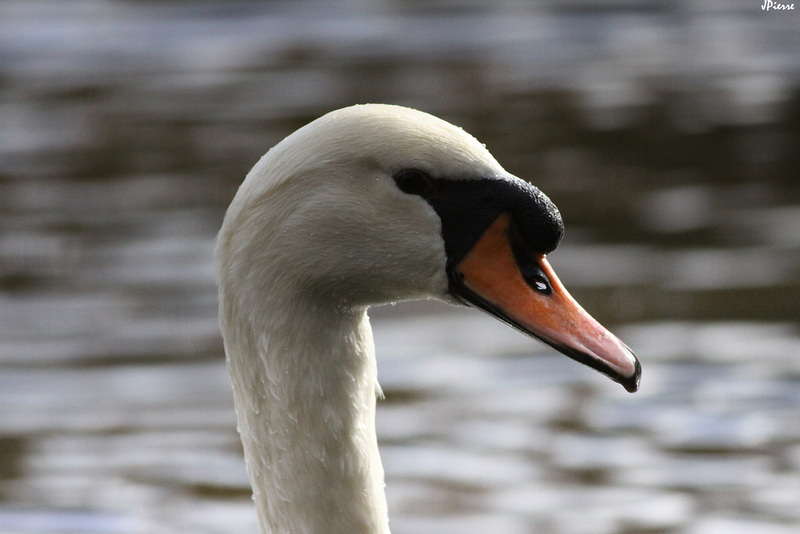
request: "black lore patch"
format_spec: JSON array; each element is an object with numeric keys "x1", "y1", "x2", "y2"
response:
[{"x1": 393, "y1": 170, "x2": 564, "y2": 268}]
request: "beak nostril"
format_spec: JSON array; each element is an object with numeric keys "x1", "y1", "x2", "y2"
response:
[
  {"x1": 533, "y1": 278, "x2": 549, "y2": 293},
  {"x1": 510, "y1": 225, "x2": 553, "y2": 295},
  {"x1": 520, "y1": 265, "x2": 552, "y2": 294}
]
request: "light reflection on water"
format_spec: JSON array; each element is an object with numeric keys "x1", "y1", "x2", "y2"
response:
[{"x1": 1, "y1": 2, "x2": 799, "y2": 533}]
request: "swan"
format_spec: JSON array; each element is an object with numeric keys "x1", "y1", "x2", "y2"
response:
[{"x1": 216, "y1": 104, "x2": 641, "y2": 534}]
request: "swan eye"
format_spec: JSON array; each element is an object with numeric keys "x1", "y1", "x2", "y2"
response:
[{"x1": 394, "y1": 170, "x2": 432, "y2": 196}]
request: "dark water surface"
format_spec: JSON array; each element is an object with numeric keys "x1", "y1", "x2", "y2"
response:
[{"x1": 1, "y1": 2, "x2": 800, "y2": 533}]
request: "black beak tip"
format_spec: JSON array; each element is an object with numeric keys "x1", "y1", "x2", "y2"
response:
[{"x1": 620, "y1": 355, "x2": 642, "y2": 393}]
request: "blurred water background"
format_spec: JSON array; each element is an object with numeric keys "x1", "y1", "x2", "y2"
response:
[{"x1": 1, "y1": 1, "x2": 800, "y2": 533}]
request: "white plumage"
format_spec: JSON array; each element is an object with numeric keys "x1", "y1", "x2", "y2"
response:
[{"x1": 216, "y1": 104, "x2": 639, "y2": 534}]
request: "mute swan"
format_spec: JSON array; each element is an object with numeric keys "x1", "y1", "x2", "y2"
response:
[{"x1": 216, "y1": 104, "x2": 640, "y2": 534}]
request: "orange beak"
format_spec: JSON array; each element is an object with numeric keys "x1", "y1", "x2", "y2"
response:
[{"x1": 450, "y1": 213, "x2": 641, "y2": 392}]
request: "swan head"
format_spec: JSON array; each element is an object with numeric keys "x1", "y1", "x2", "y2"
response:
[{"x1": 218, "y1": 104, "x2": 640, "y2": 392}]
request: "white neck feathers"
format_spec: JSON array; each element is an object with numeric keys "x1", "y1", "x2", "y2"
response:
[{"x1": 222, "y1": 292, "x2": 389, "y2": 534}]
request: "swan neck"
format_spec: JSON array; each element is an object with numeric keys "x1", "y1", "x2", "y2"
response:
[{"x1": 225, "y1": 300, "x2": 389, "y2": 534}]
